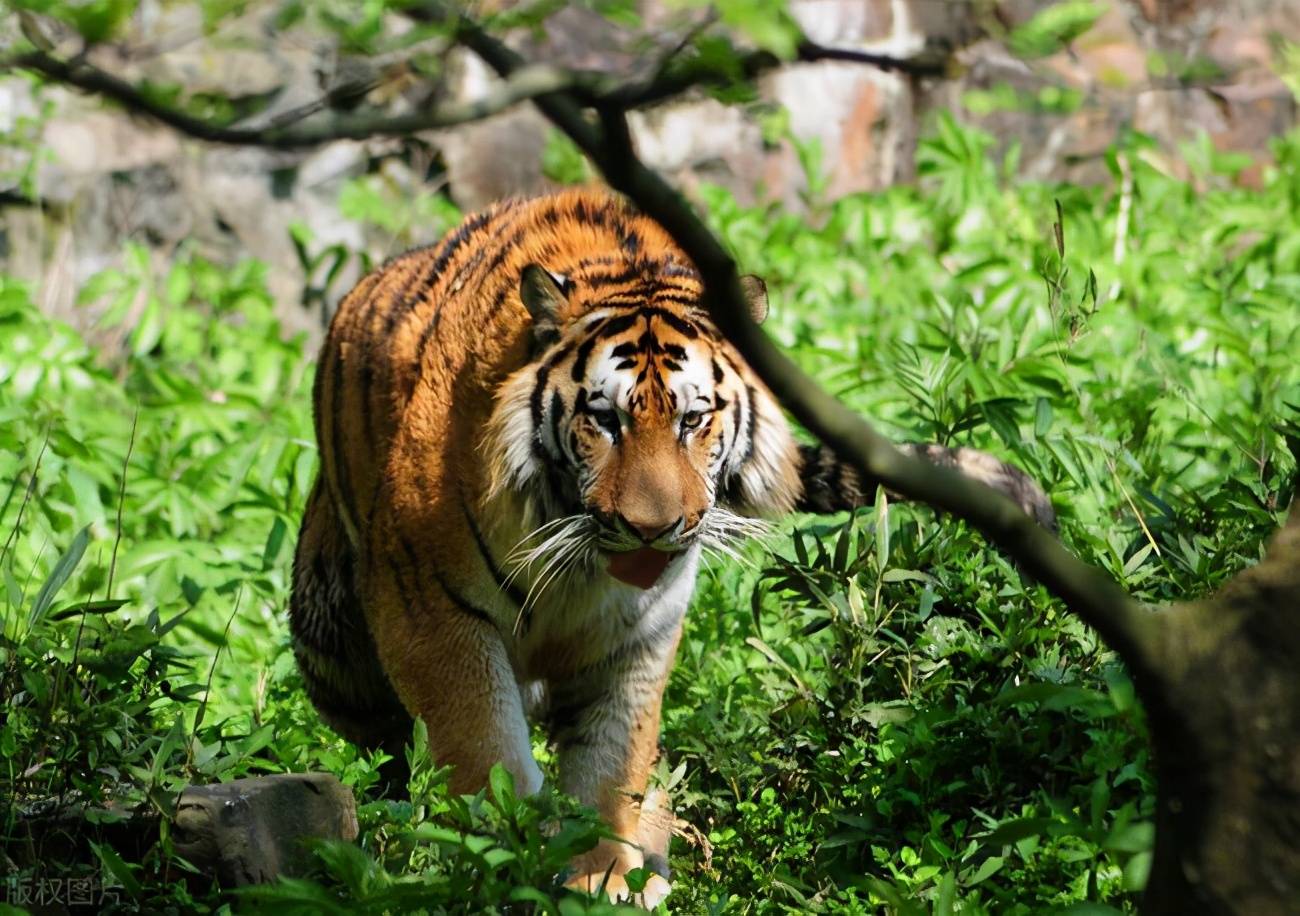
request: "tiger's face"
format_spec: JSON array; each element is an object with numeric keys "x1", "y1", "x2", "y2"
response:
[{"x1": 487, "y1": 264, "x2": 799, "y2": 590}]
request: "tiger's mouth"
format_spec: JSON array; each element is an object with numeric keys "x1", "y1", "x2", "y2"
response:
[{"x1": 604, "y1": 545, "x2": 682, "y2": 589}]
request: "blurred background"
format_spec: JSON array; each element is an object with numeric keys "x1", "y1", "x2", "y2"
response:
[{"x1": 5, "y1": 0, "x2": 1298, "y2": 342}]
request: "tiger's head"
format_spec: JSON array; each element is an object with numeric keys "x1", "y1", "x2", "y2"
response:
[{"x1": 486, "y1": 260, "x2": 799, "y2": 590}]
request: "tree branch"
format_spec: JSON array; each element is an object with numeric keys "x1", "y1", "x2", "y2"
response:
[
  {"x1": 6, "y1": 28, "x2": 948, "y2": 150},
  {"x1": 3, "y1": 49, "x2": 581, "y2": 149},
  {"x1": 593, "y1": 40, "x2": 948, "y2": 108},
  {"x1": 451, "y1": 15, "x2": 1168, "y2": 689}
]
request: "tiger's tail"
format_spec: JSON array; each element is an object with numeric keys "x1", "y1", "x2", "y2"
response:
[
  {"x1": 289, "y1": 482, "x2": 412, "y2": 757},
  {"x1": 796, "y1": 442, "x2": 1057, "y2": 532}
]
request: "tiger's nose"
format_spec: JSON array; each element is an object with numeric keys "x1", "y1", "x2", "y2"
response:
[{"x1": 618, "y1": 513, "x2": 682, "y2": 544}]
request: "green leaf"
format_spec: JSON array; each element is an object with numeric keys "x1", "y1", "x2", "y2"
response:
[
  {"x1": 90, "y1": 840, "x2": 142, "y2": 897},
  {"x1": 935, "y1": 871, "x2": 957, "y2": 916},
  {"x1": 48, "y1": 598, "x2": 129, "y2": 621},
  {"x1": 489, "y1": 762, "x2": 517, "y2": 816},
  {"x1": 715, "y1": 0, "x2": 801, "y2": 58},
  {"x1": 982, "y1": 817, "x2": 1055, "y2": 846},
  {"x1": 965, "y1": 854, "x2": 1004, "y2": 885},
  {"x1": 28, "y1": 525, "x2": 90, "y2": 628},
  {"x1": 874, "y1": 486, "x2": 890, "y2": 575},
  {"x1": 261, "y1": 516, "x2": 288, "y2": 569},
  {"x1": 131, "y1": 295, "x2": 164, "y2": 356},
  {"x1": 1009, "y1": 1, "x2": 1106, "y2": 58},
  {"x1": 1034, "y1": 396, "x2": 1053, "y2": 437},
  {"x1": 1122, "y1": 850, "x2": 1153, "y2": 891}
]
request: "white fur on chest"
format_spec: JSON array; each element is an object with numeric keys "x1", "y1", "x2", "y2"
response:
[{"x1": 499, "y1": 546, "x2": 699, "y2": 681}]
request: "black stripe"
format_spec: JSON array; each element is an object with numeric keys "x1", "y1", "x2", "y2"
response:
[
  {"x1": 551, "y1": 615, "x2": 682, "y2": 742},
  {"x1": 413, "y1": 219, "x2": 525, "y2": 371},
  {"x1": 645, "y1": 308, "x2": 700, "y2": 339},
  {"x1": 473, "y1": 224, "x2": 529, "y2": 317},
  {"x1": 572, "y1": 197, "x2": 611, "y2": 228},
  {"x1": 382, "y1": 263, "x2": 425, "y2": 335},
  {"x1": 359, "y1": 362, "x2": 377, "y2": 448},
  {"x1": 460, "y1": 497, "x2": 527, "y2": 609},
  {"x1": 651, "y1": 293, "x2": 703, "y2": 309},
  {"x1": 531, "y1": 362, "x2": 551, "y2": 461},
  {"x1": 573, "y1": 254, "x2": 623, "y2": 271},
  {"x1": 432, "y1": 570, "x2": 494, "y2": 626},
  {"x1": 329, "y1": 350, "x2": 358, "y2": 530},
  {"x1": 581, "y1": 266, "x2": 642, "y2": 287},
  {"x1": 388, "y1": 551, "x2": 418, "y2": 618},
  {"x1": 571, "y1": 334, "x2": 599, "y2": 382},
  {"x1": 594, "y1": 313, "x2": 641, "y2": 339},
  {"x1": 382, "y1": 209, "x2": 495, "y2": 337},
  {"x1": 739, "y1": 384, "x2": 757, "y2": 464},
  {"x1": 548, "y1": 390, "x2": 569, "y2": 465}
]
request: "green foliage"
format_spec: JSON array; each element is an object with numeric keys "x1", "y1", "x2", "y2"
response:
[
  {"x1": 8, "y1": 0, "x2": 139, "y2": 44},
  {"x1": 1007, "y1": 2, "x2": 1106, "y2": 59},
  {"x1": 2, "y1": 113, "x2": 1297, "y2": 915},
  {"x1": 543, "y1": 129, "x2": 596, "y2": 186}
]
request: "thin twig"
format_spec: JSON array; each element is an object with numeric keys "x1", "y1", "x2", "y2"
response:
[
  {"x1": 105, "y1": 411, "x2": 137, "y2": 600},
  {"x1": 191, "y1": 589, "x2": 241, "y2": 756},
  {"x1": 4, "y1": 50, "x2": 583, "y2": 149},
  {"x1": 0, "y1": 432, "x2": 50, "y2": 569}
]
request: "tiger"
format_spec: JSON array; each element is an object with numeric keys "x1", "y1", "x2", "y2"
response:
[{"x1": 289, "y1": 187, "x2": 1055, "y2": 907}]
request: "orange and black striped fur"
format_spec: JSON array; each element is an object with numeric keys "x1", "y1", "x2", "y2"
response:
[{"x1": 290, "y1": 188, "x2": 1054, "y2": 905}]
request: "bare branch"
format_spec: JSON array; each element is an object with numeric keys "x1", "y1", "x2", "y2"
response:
[
  {"x1": 6, "y1": 11, "x2": 949, "y2": 149},
  {"x1": 451, "y1": 14, "x2": 1168, "y2": 688},
  {"x1": 401, "y1": 2, "x2": 949, "y2": 108},
  {"x1": 593, "y1": 40, "x2": 949, "y2": 108},
  {"x1": 3, "y1": 49, "x2": 580, "y2": 149}
]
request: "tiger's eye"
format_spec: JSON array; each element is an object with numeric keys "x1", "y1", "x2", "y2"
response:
[
  {"x1": 590, "y1": 407, "x2": 621, "y2": 438},
  {"x1": 681, "y1": 411, "x2": 705, "y2": 430}
]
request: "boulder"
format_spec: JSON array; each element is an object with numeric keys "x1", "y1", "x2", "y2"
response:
[{"x1": 172, "y1": 773, "x2": 359, "y2": 886}]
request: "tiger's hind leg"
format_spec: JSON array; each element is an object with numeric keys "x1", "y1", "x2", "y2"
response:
[{"x1": 290, "y1": 483, "x2": 412, "y2": 791}]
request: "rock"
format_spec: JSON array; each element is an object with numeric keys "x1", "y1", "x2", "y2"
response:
[
  {"x1": 171, "y1": 773, "x2": 358, "y2": 886},
  {"x1": 792, "y1": 0, "x2": 897, "y2": 44},
  {"x1": 39, "y1": 112, "x2": 182, "y2": 194}
]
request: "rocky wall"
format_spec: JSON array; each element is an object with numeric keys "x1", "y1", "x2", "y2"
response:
[{"x1": 1, "y1": 0, "x2": 1296, "y2": 345}]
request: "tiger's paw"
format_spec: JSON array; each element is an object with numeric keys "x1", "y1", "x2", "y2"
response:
[{"x1": 565, "y1": 870, "x2": 672, "y2": 910}]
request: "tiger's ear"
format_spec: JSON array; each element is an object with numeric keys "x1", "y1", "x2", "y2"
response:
[
  {"x1": 740, "y1": 275, "x2": 768, "y2": 324},
  {"x1": 520, "y1": 265, "x2": 571, "y2": 347}
]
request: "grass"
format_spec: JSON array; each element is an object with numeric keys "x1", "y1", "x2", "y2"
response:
[{"x1": 1, "y1": 117, "x2": 1297, "y2": 914}]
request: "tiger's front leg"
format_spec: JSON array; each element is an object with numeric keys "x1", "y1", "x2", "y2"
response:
[
  {"x1": 551, "y1": 622, "x2": 682, "y2": 908},
  {"x1": 365, "y1": 561, "x2": 545, "y2": 797}
]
